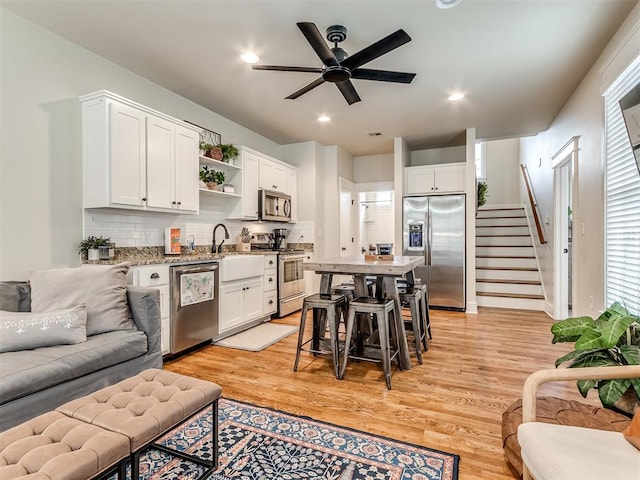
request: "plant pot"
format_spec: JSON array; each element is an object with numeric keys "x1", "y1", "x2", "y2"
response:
[
  {"x1": 205, "y1": 146, "x2": 223, "y2": 161},
  {"x1": 205, "y1": 182, "x2": 217, "y2": 190},
  {"x1": 87, "y1": 248, "x2": 99, "y2": 261}
]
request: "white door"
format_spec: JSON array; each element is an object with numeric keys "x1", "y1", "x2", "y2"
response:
[
  {"x1": 146, "y1": 115, "x2": 174, "y2": 209},
  {"x1": 243, "y1": 278, "x2": 264, "y2": 321},
  {"x1": 174, "y1": 125, "x2": 199, "y2": 212},
  {"x1": 219, "y1": 281, "x2": 245, "y2": 332},
  {"x1": 339, "y1": 178, "x2": 355, "y2": 257},
  {"x1": 109, "y1": 102, "x2": 146, "y2": 206}
]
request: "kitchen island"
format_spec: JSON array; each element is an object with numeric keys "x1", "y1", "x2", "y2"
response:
[{"x1": 302, "y1": 255, "x2": 424, "y2": 370}]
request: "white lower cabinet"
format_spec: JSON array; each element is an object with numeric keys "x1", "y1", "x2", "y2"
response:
[
  {"x1": 127, "y1": 264, "x2": 170, "y2": 355},
  {"x1": 219, "y1": 276, "x2": 264, "y2": 333}
]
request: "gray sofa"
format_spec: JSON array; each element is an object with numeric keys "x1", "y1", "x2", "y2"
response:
[{"x1": 0, "y1": 281, "x2": 163, "y2": 431}]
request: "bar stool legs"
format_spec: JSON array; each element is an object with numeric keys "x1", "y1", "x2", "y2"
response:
[
  {"x1": 340, "y1": 297, "x2": 399, "y2": 390},
  {"x1": 294, "y1": 294, "x2": 346, "y2": 379}
]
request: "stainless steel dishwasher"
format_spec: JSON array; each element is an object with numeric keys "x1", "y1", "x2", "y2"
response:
[{"x1": 170, "y1": 262, "x2": 219, "y2": 355}]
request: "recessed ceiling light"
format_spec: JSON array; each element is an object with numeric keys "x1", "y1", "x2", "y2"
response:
[
  {"x1": 318, "y1": 115, "x2": 331, "y2": 122},
  {"x1": 448, "y1": 93, "x2": 465, "y2": 101},
  {"x1": 435, "y1": 0, "x2": 462, "y2": 9},
  {"x1": 241, "y1": 52, "x2": 260, "y2": 64}
]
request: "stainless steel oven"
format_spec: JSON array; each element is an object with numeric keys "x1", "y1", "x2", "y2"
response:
[{"x1": 278, "y1": 252, "x2": 306, "y2": 317}]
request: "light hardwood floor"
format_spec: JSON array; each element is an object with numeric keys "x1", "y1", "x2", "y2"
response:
[{"x1": 165, "y1": 306, "x2": 596, "y2": 480}]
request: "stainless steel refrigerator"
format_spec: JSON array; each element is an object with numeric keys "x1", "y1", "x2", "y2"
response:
[{"x1": 403, "y1": 195, "x2": 466, "y2": 310}]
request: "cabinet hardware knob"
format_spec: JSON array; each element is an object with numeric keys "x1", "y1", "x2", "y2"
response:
[
  {"x1": 269, "y1": 278, "x2": 273, "y2": 282},
  {"x1": 269, "y1": 300, "x2": 273, "y2": 304},
  {"x1": 150, "y1": 273, "x2": 160, "y2": 279},
  {"x1": 177, "y1": 201, "x2": 181, "y2": 205},
  {"x1": 142, "y1": 197, "x2": 147, "y2": 201},
  {"x1": 172, "y1": 201, "x2": 177, "y2": 205}
]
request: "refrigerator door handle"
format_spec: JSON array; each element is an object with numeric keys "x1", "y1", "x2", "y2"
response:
[{"x1": 426, "y1": 211, "x2": 432, "y2": 266}]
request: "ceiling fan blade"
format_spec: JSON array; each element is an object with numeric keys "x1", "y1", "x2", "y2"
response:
[
  {"x1": 351, "y1": 68, "x2": 416, "y2": 83},
  {"x1": 342, "y1": 29, "x2": 411, "y2": 70},
  {"x1": 285, "y1": 77, "x2": 326, "y2": 100},
  {"x1": 252, "y1": 65, "x2": 323, "y2": 73},
  {"x1": 336, "y1": 80, "x2": 361, "y2": 105},
  {"x1": 297, "y1": 22, "x2": 338, "y2": 67}
]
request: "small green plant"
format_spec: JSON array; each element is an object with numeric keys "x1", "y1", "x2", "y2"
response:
[
  {"x1": 219, "y1": 144, "x2": 239, "y2": 162},
  {"x1": 199, "y1": 166, "x2": 225, "y2": 185},
  {"x1": 199, "y1": 141, "x2": 214, "y2": 153},
  {"x1": 78, "y1": 235, "x2": 111, "y2": 254},
  {"x1": 477, "y1": 181, "x2": 488, "y2": 207},
  {"x1": 552, "y1": 302, "x2": 640, "y2": 412}
]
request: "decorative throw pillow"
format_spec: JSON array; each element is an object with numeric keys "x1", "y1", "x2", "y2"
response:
[
  {"x1": 0, "y1": 304, "x2": 87, "y2": 353},
  {"x1": 30, "y1": 263, "x2": 135, "y2": 336},
  {"x1": 0, "y1": 282, "x2": 31, "y2": 312},
  {"x1": 623, "y1": 408, "x2": 640, "y2": 450}
]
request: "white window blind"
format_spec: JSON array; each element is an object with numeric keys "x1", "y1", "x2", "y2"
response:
[{"x1": 604, "y1": 55, "x2": 640, "y2": 315}]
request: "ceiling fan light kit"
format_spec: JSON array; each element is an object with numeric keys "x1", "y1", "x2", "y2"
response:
[
  {"x1": 252, "y1": 22, "x2": 416, "y2": 105},
  {"x1": 435, "y1": 0, "x2": 462, "y2": 9}
]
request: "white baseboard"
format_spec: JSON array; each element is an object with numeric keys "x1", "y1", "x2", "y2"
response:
[{"x1": 466, "y1": 301, "x2": 478, "y2": 314}]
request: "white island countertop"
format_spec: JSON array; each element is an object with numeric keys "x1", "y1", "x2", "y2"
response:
[{"x1": 302, "y1": 255, "x2": 424, "y2": 276}]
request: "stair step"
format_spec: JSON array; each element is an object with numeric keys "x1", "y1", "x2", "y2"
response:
[
  {"x1": 476, "y1": 226, "x2": 530, "y2": 236},
  {"x1": 478, "y1": 279, "x2": 541, "y2": 285},
  {"x1": 477, "y1": 291, "x2": 545, "y2": 300},
  {"x1": 477, "y1": 281, "x2": 543, "y2": 296},
  {"x1": 477, "y1": 295, "x2": 546, "y2": 310},
  {"x1": 476, "y1": 256, "x2": 538, "y2": 268},
  {"x1": 476, "y1": 234, "x2": 530, "y2": 237},
  {"x1": 476, "y1": 217, "x2": 528, "y2": 227},
  {"x1": 476, "y1": 208, "x2": 525, "y2": 218},
  {"x1": 476, "y1": 266, "x2": 537, "y2": 271},
  {"x1": 477, "y1": 246, "x2": 535, "y2": 256}
]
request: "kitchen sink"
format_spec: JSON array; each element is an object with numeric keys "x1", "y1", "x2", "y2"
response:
[{"x1": 219, "y1": 255, "x2": 264, "y2": 282}]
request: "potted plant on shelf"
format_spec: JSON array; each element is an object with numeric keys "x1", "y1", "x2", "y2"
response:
[
  {"x1": 551, "y1": 302, "x2": 640, "y2": 417},
  {"x1": 78, "y1": 235, "x2": 111, "y2": 261},
  {"x1": 199, "y1": 141, "x2": 222, "y2": 160},
  {"x1": 199, "y1": 166, "x2": 225, "y2": 190},
  {"x1": 219, "y1": 144, "x2": 239, "y2": 164}
]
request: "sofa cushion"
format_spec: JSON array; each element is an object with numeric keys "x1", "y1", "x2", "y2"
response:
[
  {"x1": 0, "y1": 282, "x2": 31, "y2": 312},
  {"x1": 0, "y1": 329, "x2": 148, "y2": 405},
  {"x1": 29, "y1": 263, "x2": 135, "y2": 336},
  {"x1": 0, "y1": 305, "x2": 87, "y2": 353}
]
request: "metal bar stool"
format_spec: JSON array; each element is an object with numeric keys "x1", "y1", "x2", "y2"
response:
[
  {"x1": 397, "y1": 280, "x2": 431, "y2": 343},
  {"x1": 397, "y1": 287, "x2": 426, "y2": 364},
  {"x1": 293, "y1": 293, "x2": 347, "y2": 379},
  {"x1": 340, "y1": 297, "x2": 400, "y2": 389}
]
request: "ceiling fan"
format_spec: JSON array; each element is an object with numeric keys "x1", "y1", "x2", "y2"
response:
[{"x1": 252, "y1": 22, "x2": 416, "y2": 105}]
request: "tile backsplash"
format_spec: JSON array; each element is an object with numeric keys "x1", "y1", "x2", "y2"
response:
[{"x1": 84, "y1": 208, "x2": 314, "y2": 249}]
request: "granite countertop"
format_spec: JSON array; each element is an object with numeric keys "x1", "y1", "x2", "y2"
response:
[{"x1": 82, "y1": 244, "x2": 313, "y2": 266}]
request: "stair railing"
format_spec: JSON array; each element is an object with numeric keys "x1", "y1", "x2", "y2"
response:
[{"x1": 520, "y1": 164, "x2": 547, "y2": 244}]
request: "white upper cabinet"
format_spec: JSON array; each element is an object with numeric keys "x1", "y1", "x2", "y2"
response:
[
  {"x1": 405, "y1": 163, "x2": 465, "y2": 195},
  {"x1": 81, "y1": 90, "x2": 200, "y2": 213},
  {"x1": 259, "y1": 158, "x2": 288, "y2": 192},
  {"x1": 226, "y1": 147, "x2": 260, "y2": 220}
]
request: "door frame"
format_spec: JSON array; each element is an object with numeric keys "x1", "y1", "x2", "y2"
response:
[
  {"x1": 338, "y1": 177, "x2": 356, "y2": 257},
  {"x1": 551, "y1": 137, "x2": 579, "y2": 319}
]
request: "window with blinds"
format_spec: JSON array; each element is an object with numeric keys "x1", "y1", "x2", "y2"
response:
[{"x1": 604, "y1": 55, "x2": 640, "y2": 315}]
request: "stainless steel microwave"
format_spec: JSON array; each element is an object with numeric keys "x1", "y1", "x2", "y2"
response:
[{"x1": 259, "y1": 189, "x2": 291, "y2": 222}]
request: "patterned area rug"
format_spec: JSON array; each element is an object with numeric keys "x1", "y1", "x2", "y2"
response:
[{"x1": 115, "y1": 398, "x2": 459, "y2": 479}]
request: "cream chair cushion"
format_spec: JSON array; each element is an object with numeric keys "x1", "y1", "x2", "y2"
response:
[{"x1": 518, "y1": 422, "x2": 640, "y2": 480}]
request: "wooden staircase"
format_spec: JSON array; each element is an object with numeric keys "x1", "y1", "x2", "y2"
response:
[{"x1": 475, "y1": 206, "x2": 545, "y2": 310}]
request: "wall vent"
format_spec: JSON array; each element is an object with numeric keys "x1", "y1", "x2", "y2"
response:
[{"x1": 367, "y1": 132, "x2": 382, "y2": 137}]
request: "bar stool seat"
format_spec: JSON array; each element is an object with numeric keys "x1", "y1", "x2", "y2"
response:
[
  {"x1": 340, "y1": 297, "x2": 400, "y2": 389},
  {"x1": 397, "y1": 281, "x2": 431, "y2": 342},
  {"x1": 294, "y1": 293, "x2": 347, "y2": 378}
]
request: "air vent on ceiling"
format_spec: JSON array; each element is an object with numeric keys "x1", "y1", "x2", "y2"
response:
[{"x1": 368, "y1": 132, "x2": 382, "y2": 137}]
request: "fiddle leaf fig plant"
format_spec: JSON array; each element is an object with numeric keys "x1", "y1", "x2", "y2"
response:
[{"x1": 552, "y1": 302, "x2": 640, "y2": 411}]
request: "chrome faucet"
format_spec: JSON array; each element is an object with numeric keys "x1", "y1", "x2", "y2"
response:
[{"x1": 212, "y1": 223, "x2": 229, "y2": 253}]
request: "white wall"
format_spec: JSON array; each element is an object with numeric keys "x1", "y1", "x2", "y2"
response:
[
  {"x1": 410, "y1": 146, "x2": 466, "y2": 166},
  {"x1": 485, "y1": 138, "x2": 521, "y2": 206},
  {"x1": 354, "y1": 154, "x2": 393, "y2": 183},
  {"x1": 519, "y1": 3, "x2": 640, "y2": 316},
  {"x1": 0, "y1": 9, "x2": 283, "y2": 280}
]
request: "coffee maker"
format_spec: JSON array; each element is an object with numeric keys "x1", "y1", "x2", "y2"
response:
[{"x1": 273, "y1": 228, "x2": 288, "y2": 250}]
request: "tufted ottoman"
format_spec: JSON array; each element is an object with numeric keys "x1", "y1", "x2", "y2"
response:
[
  {"x1": 56, "y1": 369, "x2": 222, "y2": 479},
  {"x1": 0, "y1": 410, "x2": 129, "y2": 480}
]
